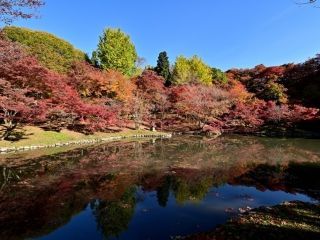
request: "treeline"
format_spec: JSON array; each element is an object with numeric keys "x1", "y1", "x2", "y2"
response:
[
  {"x1": 0, "y1": 26, "x2": 319, "y2": 140},
  {"x1": 227, "y1": 58, "x2": 320, "y2": 107}
]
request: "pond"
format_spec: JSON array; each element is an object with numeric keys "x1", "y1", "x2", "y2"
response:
[{"x1": 0, "y1": 135, "x2": 320, "y2": 240}]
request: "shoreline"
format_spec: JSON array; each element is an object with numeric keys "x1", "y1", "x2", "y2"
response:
[
  {"x1": 0, "y1": 129, "x2": 172, "y2": 154},
  {"x1": 182, "y1": 201, "x2": 320, "y2": 240},
  {"x1": 2, "y1": 126, "x2": 320, "y2": 155}
]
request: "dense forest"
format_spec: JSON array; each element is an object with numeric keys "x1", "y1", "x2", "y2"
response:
[{"x1": 0, "y1": 25, "x2": 319, "y2": 140}]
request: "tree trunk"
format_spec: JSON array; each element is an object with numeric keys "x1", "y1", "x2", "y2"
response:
[{"x1": 1, "y1": 122, "x2": 17, "y2": 141}]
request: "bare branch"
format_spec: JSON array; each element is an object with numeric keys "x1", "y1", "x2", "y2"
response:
[{"x1": 0, "y1": 0, "x2": 44, "y2": 24}]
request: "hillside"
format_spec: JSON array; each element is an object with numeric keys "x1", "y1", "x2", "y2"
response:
[{"x1": 1, "y1": 26, "x2": 85, "y2": 73}]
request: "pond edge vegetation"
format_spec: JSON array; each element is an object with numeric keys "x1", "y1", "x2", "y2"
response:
[{"x1": 0, "y1": 128, "x2": 172, "y2": 154}]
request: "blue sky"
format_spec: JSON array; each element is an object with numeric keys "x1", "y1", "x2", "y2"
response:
[{"x1": 7, "y1": 0, "x2": 320, "y2": 70}]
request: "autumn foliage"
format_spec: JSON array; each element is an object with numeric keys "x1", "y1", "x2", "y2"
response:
[
  {"x1": 0, "y1": 31, "x2": 319, "y2": 139},
  {"x1": 0, "y1": 38, "x2": 118, "y2": 138},
  {"x1": 170, "y1": 84, "x2": 232, "y2": 130}
]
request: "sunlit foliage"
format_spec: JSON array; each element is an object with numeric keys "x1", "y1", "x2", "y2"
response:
[
  {"x1": 94, "y1": 28, "x2": 138, "y2": 76},
  {"x1": 2, "y1": 26, "x2": 85, "y2": 73},
  {"x1": 172, "y1": 55, "x2": 213, "y2": 85}
]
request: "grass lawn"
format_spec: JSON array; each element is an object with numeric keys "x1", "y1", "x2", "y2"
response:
[{"x1": 0, "y1": 126, "x2": 168, "y2": 148}]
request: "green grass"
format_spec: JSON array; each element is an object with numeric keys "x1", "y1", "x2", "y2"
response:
[{"x1": 0, "y1": 126, "x2": 168, "y2": 148}]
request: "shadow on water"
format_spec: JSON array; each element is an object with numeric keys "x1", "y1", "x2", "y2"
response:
[{"x1": 0, "y1": 135, "x2": 319, "y2": 240}]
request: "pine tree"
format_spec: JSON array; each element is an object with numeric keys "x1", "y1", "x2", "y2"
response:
[{"x1": 156, "y1": 51, "x2": 171, "y2": 86}]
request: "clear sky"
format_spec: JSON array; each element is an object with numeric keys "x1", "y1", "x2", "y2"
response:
[{"x1": 6, "y1": 0, "x2": 320, "y2": 70}]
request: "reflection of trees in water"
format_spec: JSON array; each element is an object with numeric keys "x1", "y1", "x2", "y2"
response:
[
  {"x1": 89, "y1": 174, "x2": 215, "y2": 239},
  {"x1": 91, "y1": 187, "x2": 137, "y2": 239},
  {"x1": 1, "y1": 136, "x2": 319, "y2": 184},
  {"x1": 172, "y1": 176, "x2": 213, "y2": 203},
  {"x1": 286, "y1": 162, "x2": 320, "y2": 200},
  {"x1": 233, "y1": 162, "x2": 320, "y2": 200},
  {"x1": 157, "y1": 176, "x2": 171, "y2": 207},
  {"x1": 89, "y1": 173, "x2": 215, "y2": 239},
  {"x1": 155, "y1": 175, "x2": 214, "y2": 206},
  {"x1": 0, "y1": 136, "x2": 319, "y2": 239},
  {"x1": 0, "y1": 161, "x2": 319, "y2": 240},
  {"x1": 0, "y1": 167, "x2": 20, "y2": 191}
]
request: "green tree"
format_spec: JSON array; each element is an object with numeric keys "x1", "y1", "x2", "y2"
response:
[
  {"x1": 262, "y1": 81, "x2": 288, "y2": 104},
  {"x1": 156, "y1": 51, "x2": 171, "y2": 85},
  {"x1": 172, "y1": 55, "x2": 212, "y2": 85},
  {"x1": 211, "y1": 67, "x2": 228, "y2": 85},
  {"x1": 95, "y1": 28, "x2": 138, "y2": 76}
]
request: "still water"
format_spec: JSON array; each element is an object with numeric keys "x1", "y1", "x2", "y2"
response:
[{"x1": 0, "y1": 135, "x2": 319, "y2": 240}]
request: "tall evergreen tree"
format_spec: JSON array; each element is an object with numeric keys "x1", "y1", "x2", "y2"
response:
[{"x1": 156, "y1": 51, "x2": 171, "y2": 86}]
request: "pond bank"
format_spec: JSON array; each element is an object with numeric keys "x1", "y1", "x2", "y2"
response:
[
  {"x1": 0, "y1": 126, "x2": 172, "y2": 154},
  {"x1": 182, "y1": 201, "x2": 320, "y2": 240}
]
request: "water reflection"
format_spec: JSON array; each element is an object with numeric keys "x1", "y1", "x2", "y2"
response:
[
  {"x1": 91, "y1": 187, "x2": 136, "y2": 239},
  {"x1": 0, "y1": 136, "x2": 319, "y2": 240}
]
